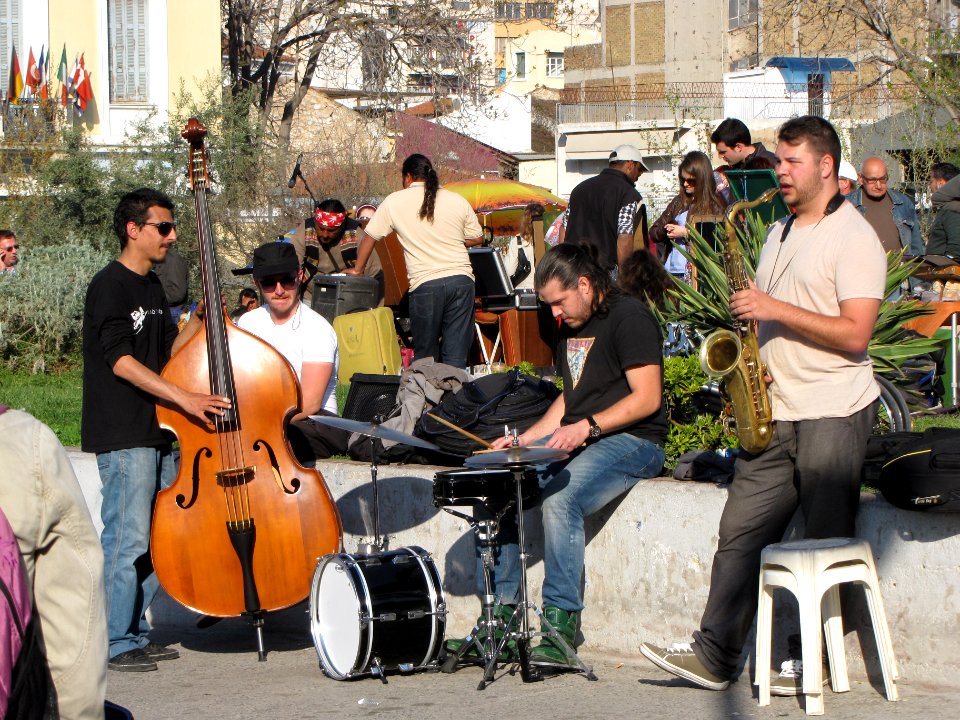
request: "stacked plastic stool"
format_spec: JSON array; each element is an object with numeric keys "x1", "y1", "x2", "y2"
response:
[{"x1": 755, "y1": 537, "x2": 899, "y2": 715}]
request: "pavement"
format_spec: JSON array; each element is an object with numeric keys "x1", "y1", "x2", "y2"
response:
[{"x1": 107, "y1": 603, "x2": 960, "y2": 720}]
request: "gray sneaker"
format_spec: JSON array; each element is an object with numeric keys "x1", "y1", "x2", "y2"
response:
[
  {"x1": 640, "y1": 642, "x2": 730, "y2": 691},
  {"x1": 143, "y1": 642, "x2": 180, "y2": 661},
  {"x1": 769, "y1": 658, "x2": 830, "y2": 696},
  {"x1": 108, "y1": 648, "x2": 158, "y2": 672}
]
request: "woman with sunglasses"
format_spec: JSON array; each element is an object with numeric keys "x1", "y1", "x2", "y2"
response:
[{"x1": 649, "y1": 151, "x2": 725, "y2": 276}]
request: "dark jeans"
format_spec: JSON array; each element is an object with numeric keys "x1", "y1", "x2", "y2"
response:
[
  {"x1": 409, "y1": 274, "x2": 475, "y2": 369},
  {"x1": 288, "y1": 410, "x2": 349, "y2": 463},
  {"x1": 692, "y1": 402, "x2": 877, "y2": 680}
]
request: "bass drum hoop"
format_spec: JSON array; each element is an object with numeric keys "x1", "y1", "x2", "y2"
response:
[{"x1": 309, "y1": 553, "x2": 374, "y2": 679}]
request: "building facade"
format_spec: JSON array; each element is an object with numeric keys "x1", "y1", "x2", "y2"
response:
[{"x1": 1, "y1": 0, "x2": 221, "y2": 146}]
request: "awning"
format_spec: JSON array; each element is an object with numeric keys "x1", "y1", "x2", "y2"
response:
[
  {"x1": 765, "y1": 56, "x2": 856, "y2": 73},
  {"x1": 561, "y1": 129, "x2": 680, "y2": 160}
]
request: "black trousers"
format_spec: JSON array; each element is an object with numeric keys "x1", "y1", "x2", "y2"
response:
[
  {"x1": 287, "y1": 411, "x2": 349, "y2": 464},
  {"x1": 692, "y1": 402, "x2": 877, "y2": 680}
]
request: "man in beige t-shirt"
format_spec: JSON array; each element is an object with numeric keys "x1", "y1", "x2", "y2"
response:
[
  {"x1": 349, "y1": 154, "x2": 483, "y2": 368},
  {"x1": 641, "y1": 116, "x2": 887, "y2": 698}
]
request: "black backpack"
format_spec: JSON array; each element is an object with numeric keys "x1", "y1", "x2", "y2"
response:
[
  {"x1": 868, "y1": 428, "x2": 960, "y2": 512},
  {"x1": 415, "y1": 369, "x2": 559, "y2": 458}
]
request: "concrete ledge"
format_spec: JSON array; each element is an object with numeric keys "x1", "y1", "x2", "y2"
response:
[{"x1": 68, "y1": 450, "x2": 960, "y2": 686}]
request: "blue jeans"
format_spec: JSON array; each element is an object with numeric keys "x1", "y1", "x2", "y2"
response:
[
  {"x1": 409, "y1": 274, "x2": 475, "y2": 369},
  {"x1": 480, "y1": 432, "x2": 664, "y2": 612},
  {"x1": 97, "y1": 445, "x2": 176, "y2": 658}
]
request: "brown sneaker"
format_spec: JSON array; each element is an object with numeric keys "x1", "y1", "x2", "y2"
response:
[
  {"x1": 769, "y1": 658, "x2": 830, "y2": 697},
  {"x1": 640, "y1": 642, "x2": 730, "y2": 691}
]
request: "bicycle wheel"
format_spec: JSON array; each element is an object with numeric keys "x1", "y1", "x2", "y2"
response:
[{"x1": 874, "y1": 375, "x2": 912, "y2": 434}]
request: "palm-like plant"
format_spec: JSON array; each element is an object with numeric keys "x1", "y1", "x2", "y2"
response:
[{"x1": 660, "y1": 212, "x2": 943, "y2": 378}]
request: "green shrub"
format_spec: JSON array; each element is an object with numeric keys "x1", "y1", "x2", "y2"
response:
[{"x1": 0, "y1": 243, "x2": 112, "y2": 373}]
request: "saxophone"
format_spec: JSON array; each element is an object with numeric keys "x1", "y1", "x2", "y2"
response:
[{"x1": 698, "y1": 187, "x2": 780, "y2": 454}]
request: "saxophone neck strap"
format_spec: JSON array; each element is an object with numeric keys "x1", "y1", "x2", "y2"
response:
[{"x1": 779, "y1": 191, "x2": 845, "y2": 244}]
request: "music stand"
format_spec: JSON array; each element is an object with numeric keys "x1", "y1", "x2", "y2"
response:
[
  {"x1": 469, "y1": 247, "x2": 515, "y2": 299},
  {"x1": 724, "y1": 169, "x2": 790, "y2": 224},
  {"x1": 469, "y1": 248, "x2": 514, "y2": 369}
]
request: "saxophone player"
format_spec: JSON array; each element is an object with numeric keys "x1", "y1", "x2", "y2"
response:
[{"x1": 641, "y1": 116, "x2": 887, "y2": 696}]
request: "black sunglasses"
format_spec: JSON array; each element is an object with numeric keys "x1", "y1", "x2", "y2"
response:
[
  {"x1": 259, "y1": 274, "x2": 299, "y2": 291},
  {"x1": 142, "y1": 221, "x2": 177, "y2": 237}
]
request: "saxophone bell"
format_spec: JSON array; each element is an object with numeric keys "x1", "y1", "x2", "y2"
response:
[{"x1": 699, "y1": 328, "x2": 742, "y2": 378}]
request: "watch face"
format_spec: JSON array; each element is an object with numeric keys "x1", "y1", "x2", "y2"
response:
[{"x1": 589, "y1": 425, "x2": 601, "y2": 439}]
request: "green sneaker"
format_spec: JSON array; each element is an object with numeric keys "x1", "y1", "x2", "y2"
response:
[
  {"x1": 529, "y1": 606, "x2": 578, "y2": 668},
  {"x1": 639, "y1": 641, "x2": 730, "y2": 691},
  {"x1": 445, "y1": 605, "x2": 517, "y2": 661}
]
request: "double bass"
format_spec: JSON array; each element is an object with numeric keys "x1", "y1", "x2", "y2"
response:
[{"x1": 152, "y1": 119, "x2": 342, "y2": 654}]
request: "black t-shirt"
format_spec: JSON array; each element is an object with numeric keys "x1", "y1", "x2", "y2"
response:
[
  {"x1": 81, "y1": 261, "x2": 178, "y2": 453},
  {"x1": 558, "y1": 293, "x2": 667, "y2": 445}
]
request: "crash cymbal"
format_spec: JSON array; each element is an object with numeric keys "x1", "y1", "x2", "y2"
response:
[
  {"x1": 464, "y1": 445, "x2": 568, "y2": 468},
  {"x1": 309, "y1": 415, "x2": 441, "y2": 452}
]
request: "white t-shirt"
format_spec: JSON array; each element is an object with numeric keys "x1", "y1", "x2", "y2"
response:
[
  {"x1": 237, "y1": 302, "x2": 339, "y2": 414},
  {"x1": 755, "y1": 200, "x2": 886, "y2": 421}
]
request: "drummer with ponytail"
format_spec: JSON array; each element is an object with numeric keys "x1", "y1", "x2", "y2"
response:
[{"x1": 348, "y1": 153, "x2": 484, "y2": 368}]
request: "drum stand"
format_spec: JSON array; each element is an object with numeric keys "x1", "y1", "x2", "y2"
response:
[{"x1": 441, "y1": 464, "x2": 596, "y2": 689}]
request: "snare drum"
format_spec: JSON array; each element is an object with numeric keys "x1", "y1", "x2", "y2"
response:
[
  {"x1": 432, "y1": 467, "x2": 540, "y2": 511},
  {"x1": 309, "y1": 546, "x2": 445, "y2": 680}
]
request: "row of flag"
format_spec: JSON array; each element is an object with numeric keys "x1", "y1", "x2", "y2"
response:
[{"x1": 6, "y1": 44, "x2": 93, "y2": 115}]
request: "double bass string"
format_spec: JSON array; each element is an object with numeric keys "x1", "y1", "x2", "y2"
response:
[{"x1": 191, "y1": 150, "x2": 252, "y2": 529}]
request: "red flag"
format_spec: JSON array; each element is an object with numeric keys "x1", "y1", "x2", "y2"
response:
[
  {"x1": 76, "y1": 54, "x2": 92, "y2": 114},
  {"x1": 7, "y1": 45, "x2": 23, "y2": 103},
  {"x1": 25, "y1": 47, "x2": 39, "y2": 91}
]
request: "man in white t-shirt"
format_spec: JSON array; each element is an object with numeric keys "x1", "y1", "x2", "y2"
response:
[
  {"x1": 641, "y1": 116, "x2": 887, "y2": 697},
  {"x1": 237, "y1": 241, "x2": 347, "y2": 460}
]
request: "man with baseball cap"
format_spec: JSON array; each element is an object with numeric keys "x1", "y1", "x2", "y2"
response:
[
  {"x1": 236, "y1": 241, "x2": 348, "y2": 461},
  {"x1": 838, "y1": 160, "x2": 858, "y2": 196},
  {"x1": 559, "y1": 143, "x2": 650, "y2": 274}
]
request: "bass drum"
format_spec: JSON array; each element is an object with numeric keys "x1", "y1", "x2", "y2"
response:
[{"x1": 309, "y1": 546, "x2": 446, "y2": 680}]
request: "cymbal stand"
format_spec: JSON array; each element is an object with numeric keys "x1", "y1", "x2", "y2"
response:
[{"x1": 357, "y1": 428, "x2": 387, "y2": 555}]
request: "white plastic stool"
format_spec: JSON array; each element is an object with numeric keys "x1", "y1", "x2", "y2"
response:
[{"x1": 755, "y1": 538, "x2": 898, "y2": 715}]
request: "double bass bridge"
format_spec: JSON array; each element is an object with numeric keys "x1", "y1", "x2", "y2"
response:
[{"x1": 217, "y1": 466, "x2": 256, "y2": 488}]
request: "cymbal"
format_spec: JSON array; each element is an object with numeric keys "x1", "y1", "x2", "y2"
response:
[
  {"x1": 309, "y1": 415, "x2": 441, "y2": 452},
  {"x1": 464, "y1": 445, "x2": 568, "y2": 468}
]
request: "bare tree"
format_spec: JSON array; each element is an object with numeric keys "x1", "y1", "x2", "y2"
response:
[
  {"x1": 764, "y1": 0, "x2": 960, "y2": 121},
  {"x1": 223, "y1": 0, "x2": 493, "y2": 148}
]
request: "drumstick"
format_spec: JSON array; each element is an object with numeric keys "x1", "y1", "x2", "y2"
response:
[{"x1": 425, "y1": 413, "x2": 494, "y2": 449}]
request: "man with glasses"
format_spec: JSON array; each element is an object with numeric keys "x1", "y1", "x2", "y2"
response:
[
  {"x1": 82, "y1": 188, "x2": 231, "y2": 672},
  {"x1": 236, "y1": 241, "x2": 348, "y2": 461},
  {"x1": 848, "y1": 156, "x2": 924, "y2": 257},
  {"x1": 0, "y1": 230, "x2": 19, "y2": 274}
]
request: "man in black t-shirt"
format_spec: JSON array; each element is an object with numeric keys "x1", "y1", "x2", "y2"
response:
[
  {"x1": 82, "y1": 188, "x2": 230, "y2": 672},
  {"x1": 452, "y1": 243, "x2": 666, "y2": 669}
]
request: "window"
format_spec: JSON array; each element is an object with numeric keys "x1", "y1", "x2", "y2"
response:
[
  {"x1": 546, "y1": 51, "x2": 564, "y2": 77},
  {"x1": 526, "y1": 2, "x2": 554, "y2": 20},
  {"x1": 728, "y1": 0, "x2": 758, "y2": 30},
  {"x1": 515, "y1": 51, "x2": 526, "y2": 79},
  {"x1": 0, "y1": 0, "x2": 21, "y2": 92},
  {"x1": 496, "y1": 2, "x2": 522, "y2": 20},
  {"x1": 108, "y1": 0, "x2": 149, "y2": 102}
]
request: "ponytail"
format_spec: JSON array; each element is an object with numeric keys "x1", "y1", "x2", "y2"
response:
[{"x1": 402, "y1": 153, "x2": 439, "y2": 222}]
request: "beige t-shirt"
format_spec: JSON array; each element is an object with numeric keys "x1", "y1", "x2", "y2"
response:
[
  {"x1": 755, "y1": 200, "x2": 886, "y2": 421},
  {"x1": 364, "y1": 182, "x2": 482, "y2": 290}
]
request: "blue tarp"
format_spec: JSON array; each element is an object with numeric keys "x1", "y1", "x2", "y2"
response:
[{"x1": 765, "y1": 56, "x2": 856, "y2": 73}]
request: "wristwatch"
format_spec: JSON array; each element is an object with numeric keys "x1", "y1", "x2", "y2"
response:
[{"x1": 586, "y1": 415, "x2": 602, "y2": 440}]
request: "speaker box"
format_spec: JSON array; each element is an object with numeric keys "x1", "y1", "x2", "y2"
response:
[
  {"x1": 341, "y1": 373, "x2": 401, "y2": 422},
  {"x1": 311, "y1": 274, "x2": 379, "y2": 324}
]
